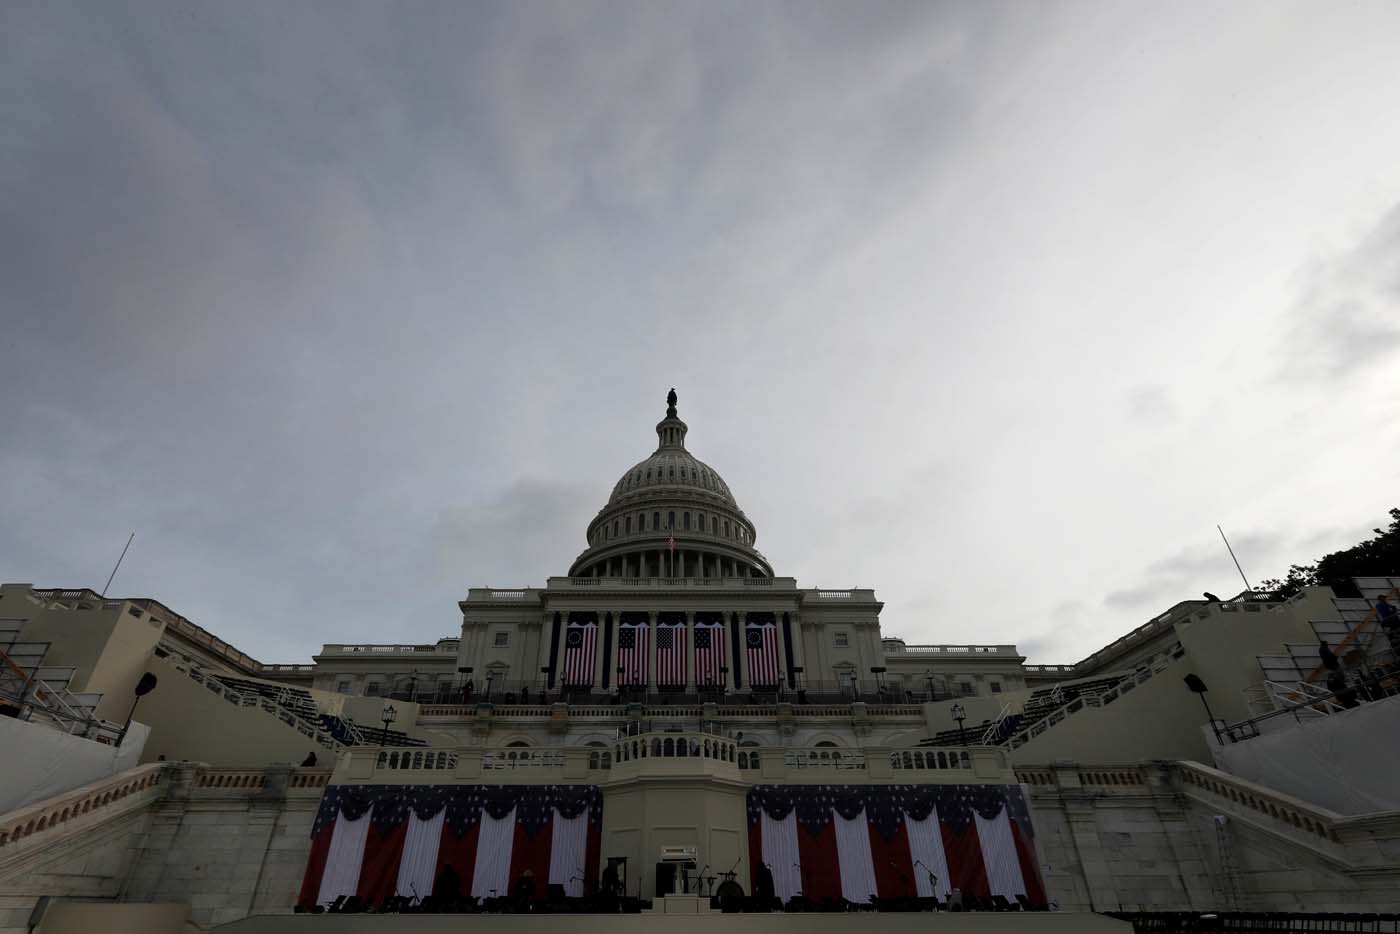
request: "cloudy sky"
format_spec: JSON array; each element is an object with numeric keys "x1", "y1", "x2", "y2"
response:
[{"x1": 3, "y1": 1, "x2": 1398, "y2": 665}]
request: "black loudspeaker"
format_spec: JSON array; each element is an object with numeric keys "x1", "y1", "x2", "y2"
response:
[{"x1": 654, "y1": 862, "x2": 676, "y2": 897}]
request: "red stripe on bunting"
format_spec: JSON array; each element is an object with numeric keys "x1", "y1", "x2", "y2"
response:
[
  {"x1": 868, "y1": 817, "x2": 917, "y2": 898},
  {"x1": 796, "y1": 820, "x2": 842, "y2": 901},
  {"x1": 1011, "y1": 821, "x2": 1047, "y2": 907},
  {"x1": 584, "y1": 816, "x2": 602, "y2": 894},
  {"x1": 357, "y1": 820, "x2": 409, "y2": 903},
  {"x1": 434, "y1": 821, "x2": 481, "y2": 897},
  {"x1": 747, "y1": 812, "x2": 765, "y2": 898},
  {"x1": 940, "y1": 822, "x2": 990, "y2": 898},
  {"x1": 297, "y1": 822, "x2": 335, "y2": 908},
  {"x1": 508, "y1": 821, "x2": 554, "y2": 899}
]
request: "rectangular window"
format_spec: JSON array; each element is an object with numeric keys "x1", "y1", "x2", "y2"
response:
[
  {"x1": 834, "y1": 632, "x2": 849, "y2": 648},
  {"x1": 493, "y1": 631, "x2": 510, "y2": 647},
  {"x1": 990, "y1": 681, "x2": 1002, "y2": 693},
  {"x1": 337, "y1": 680, "x2": 351, "y2": 694},
  {"x1": 366, "y1": 682, "x2": 381, "y2": 696},
  {"x1": 960, "y1": 682, "x2": 976, "y2": 696}
]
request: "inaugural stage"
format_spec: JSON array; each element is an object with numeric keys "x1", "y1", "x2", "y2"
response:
[{"x1": 213, "y1": 910, "x2": 1131, "y2": 933}]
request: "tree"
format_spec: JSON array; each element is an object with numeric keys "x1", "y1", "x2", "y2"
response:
[{"x1": 1254, "y1": 508, "x2": 1400, "y2": 600}]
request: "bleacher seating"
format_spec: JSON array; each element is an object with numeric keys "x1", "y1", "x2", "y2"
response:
[{"x1": 198, "y1": 672, "x2": 425, "y2": 748}]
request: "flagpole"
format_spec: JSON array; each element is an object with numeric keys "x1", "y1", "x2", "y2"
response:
[{"x1": 1217, "y1": 525, "x2": 1253, "y2": 595}]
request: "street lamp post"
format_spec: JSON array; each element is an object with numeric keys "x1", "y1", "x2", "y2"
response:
[
  {"x1": 1183, "y1": 673, "x2": 1221, "y2": 743},
  {"x1": 951, "y1": 702, "x2": 967, "y2": 748},
  {"x1": 925, "y1": 670, "x2": 935, "y2": 701},
  {"x1": 719, "y1": 666, "x2": 728, "y2": 693},
  {"x1": 618, "y1": 665, "x2": 626, "y2": 699},
  {"x1": 380, "y1": 703, "x2": 397, "y2": 746},
  {"x1": 117, "y1": 672, "x2": 158, "y2": 746}
]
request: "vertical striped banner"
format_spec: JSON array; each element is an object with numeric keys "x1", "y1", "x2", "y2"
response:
[
  {"x1": 617, "y1": 623, "x2": 648, "y2": 687},
  {"x1": 656, "y1": 623, "x2": 686, "y2": 687},
  {"x1": 694, "y1": 621, "x2": 726, "y2": 688},
  {"x1": 563, "y1": 622, "x2": 597, "y2": 686},
  {"x1": 746, "y1": 621, "x2": 780, "y2": 687}
]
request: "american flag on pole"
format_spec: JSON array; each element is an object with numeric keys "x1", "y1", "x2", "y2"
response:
[
  {"x1": 746, "y1": 620, "x2": 780, "y2": 687},
  {"x1": 563, "y1": 620, "x2": 597, "y2": 686},
  {"x1": 656, "y1": 622, "x2": 686, "y2": 687},
  {"x1": 617, "y1": 623, "x2": 648, "y2": 686},
  {"x1": 694, "y1": 621, "x2": 725, "y2": 688}
]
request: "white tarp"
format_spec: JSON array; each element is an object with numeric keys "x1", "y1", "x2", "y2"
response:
[
  {"x1": 1212, "y1": 693, "x2": 1400, "y2": 814},
  {"x1": 0, "y1": 715, "x2": 147, "y2": 813}
]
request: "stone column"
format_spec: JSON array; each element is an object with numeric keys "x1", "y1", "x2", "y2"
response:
[
  {"x1": 736, "y1": 612, "x2": 751, "y2": 692},
  {"x1": 594, "y1": 615, "x2": 607, "y2": 692}
]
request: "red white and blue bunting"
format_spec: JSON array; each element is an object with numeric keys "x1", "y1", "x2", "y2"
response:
[
  {"x1": 299, "y1": 784, "x2": 602, "y2": 908},
  {"x1": 746, "y1": 784, "x2": 1046, "y2": 907}
]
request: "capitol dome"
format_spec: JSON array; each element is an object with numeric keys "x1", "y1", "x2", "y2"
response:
[{"x1": 569, "y1": 390, "x2": 773, "y2": 580}]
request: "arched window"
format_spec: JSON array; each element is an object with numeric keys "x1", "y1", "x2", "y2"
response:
[
  {"x1": 683, "y1": 512, "x2": 691, "y2": 530},
  {"x1": 668, "y1": 511, "x2": 675, "y2": 528},
  {"x1": 712, "y1": 517, "x2": 718, "y2": 534},
  {"x1": 638, "y1": 513, "x2": 645, "y2": 530},
  {"x1": 724, "y1": 520, "x2": 730, "y2": 537},
  {"x1": 506, "y1": 740, "x2": 530, "y2": 748},
  {"x1": 697, "y1": 512, "x2": 705, "y2": 532},
  {"x1": 613, "y1": 520, "x2": 619, "y2": 536},
  {"x1": 626, "y1": 517, "x2": 632, "y2": 533},
  {"x1": 653, "y1": 512, "x2": 660, "y2": 530}
]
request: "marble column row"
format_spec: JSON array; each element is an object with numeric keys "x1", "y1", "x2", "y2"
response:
[{"x1": 579, "y1": 610, "x2": 805, "y2": 693}]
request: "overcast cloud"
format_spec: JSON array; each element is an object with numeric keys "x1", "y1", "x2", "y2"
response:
[{"x1": 3, "y1": 1, "x2": 1399, "y2": 664}]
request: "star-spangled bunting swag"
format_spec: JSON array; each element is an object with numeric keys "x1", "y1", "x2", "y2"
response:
[
  {"x1": 745, "y1": 783, "x2": 1031, "y2": 838},
  {"x1": 311, "y1": 784, "x2": 602, "y2": 838}
]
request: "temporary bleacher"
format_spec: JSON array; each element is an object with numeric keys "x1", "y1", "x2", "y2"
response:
[
  {"x1": 1250, "y1": 577, "x2": 1400, "y2": 715},
  {"x1": 918, "y1": 670, "x2": 1137, "y2": 749},
  {"x1": 167, "y1": 660, "x2": 425, "y2": 749}
]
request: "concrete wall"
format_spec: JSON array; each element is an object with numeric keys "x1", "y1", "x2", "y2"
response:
[
  {"x1": 601, "y1": 781, "x2": 748, "y2": 897},
  {"x1": 137, "y1": 658, "x2": 325, "y2": 767},
  {"x1": 1176, "y1": 605, "x2": 1316, "y2": 724},
  {"x1": 1024, "y1": 762, "x2": 1400, "y2": 914},
  {"x1": 0, "y1": 763, "x2": 325, "y2": 933},
  {"x1": 1010, "y1": 656, "x2": 1212, "y2": 765},
  {"x1": 84, "y1": 614, "x2": 164, "y2": 723},
  {"x1": 36, "y1": 901, "x2": 189, "y2": 934},
  {"x1": 12, "y1": 600, "x2": 165, "y2": 723},
  {"x1": 120, "y1": 775, "x2": 318, "y2": 926}
]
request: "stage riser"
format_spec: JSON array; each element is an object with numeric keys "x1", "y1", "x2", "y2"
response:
[{"x1": 213, "y1": 912, "x2": 1130, "y2": 933}]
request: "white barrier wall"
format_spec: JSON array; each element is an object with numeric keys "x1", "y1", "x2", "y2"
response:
[
  {"x1": 0, "y1": 716, "x2": 146, "y2": 813},
  {"x1": 1212, "y1": 694, "x2": 1400, "y2": 814}
]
